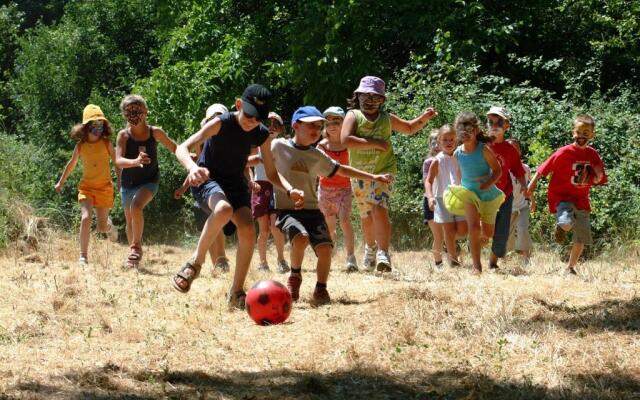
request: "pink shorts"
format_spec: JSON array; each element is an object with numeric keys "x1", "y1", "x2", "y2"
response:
[{"x1": 318, "y1": 186, "x2": 352, "y2": 219}]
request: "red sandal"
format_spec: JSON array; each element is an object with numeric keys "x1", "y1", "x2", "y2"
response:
[{"x1": 126, "y1": 245, "x2": 143, "y2": 268}]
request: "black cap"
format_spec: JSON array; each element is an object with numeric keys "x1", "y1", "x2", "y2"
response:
[{"x1": 241, "y1": 84, "x2": 272, "y2": 121}]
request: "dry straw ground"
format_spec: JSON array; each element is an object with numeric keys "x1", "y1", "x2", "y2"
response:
[{"x1": 0, "y1": 232, "x2": 639, "y2": 399}]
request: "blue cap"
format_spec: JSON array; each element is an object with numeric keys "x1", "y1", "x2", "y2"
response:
[{"x1": 291, "y1": 106, "x2": 326, "y2": 124}]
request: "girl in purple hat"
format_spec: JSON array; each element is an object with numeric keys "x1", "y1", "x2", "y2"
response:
[{"x1": 340, "y1": 76, "x2": 438, "y2": 272}]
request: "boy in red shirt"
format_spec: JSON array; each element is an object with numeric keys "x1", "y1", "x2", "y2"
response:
[
  {"x1": 527, "y1": 114, "x2": 606, "y2": 275},
  {"x1": 486, "y1": 106, "x2": 527, "y2": 270}
]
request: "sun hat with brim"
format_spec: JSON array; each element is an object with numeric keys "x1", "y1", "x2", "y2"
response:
[
  {"x1": 205, "y1": 103, "x2": 228, "y2": 120},
  {"x1": 486, "y1": 106, "x2": 511, "y2": 121},
  {"x1": 323, "y1": 106, "x2": 346, "y2": 118},
  {"x1": 292, "y1": 106, "x2": 326, "y2": 124},
  {"x1": 268, "y1": 112, "x2": 283, "y2": 125},
  {"x1": 354, "y1": 76, "x2": 385, "y2": 97},
  {"x1": 241, "y1": 84, "x2": 272, "y2": 121},
  {"x1": 82, "y1": 104, "x2": 107, "y2": 124}
]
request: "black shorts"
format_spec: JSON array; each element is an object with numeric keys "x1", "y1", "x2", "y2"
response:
[
  {"x1": 276, "y1": 209, "x2": 332, "y2": 252},
  {"x1": 423, "y1": 197, "x2": 434, "y2": 224},
  {"x1": 192, "y1": 179, "x2": 251, "y2": 212}
]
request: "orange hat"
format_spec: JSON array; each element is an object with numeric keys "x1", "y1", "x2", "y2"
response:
[{"x1": 82, "y1": 104, "x2": 107, "y2": 124}]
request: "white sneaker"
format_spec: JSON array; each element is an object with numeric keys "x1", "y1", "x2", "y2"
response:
[
  {"x1": 363, "y1": 244, "x2": 377, "y2": 272},
  {"x1": 79, "y1": 256, "x2": 88, "y2": 266},
  {"x1": 376, "y1": 250, "x2": 392, "y2": 272},
  {"x1": 346, "y1": 254, "x2": 358, "y2": 273},
  {"x1": 107, "y1": 218, "x2": 118, "y2": 242}
]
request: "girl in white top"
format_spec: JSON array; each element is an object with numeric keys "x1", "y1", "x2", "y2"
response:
[
  {"x1": 506, "y1": 138, "x2": 534, "y2": 265},
  {"x1": 425, "y1": 124, "x2": 468, "y2": 266}
]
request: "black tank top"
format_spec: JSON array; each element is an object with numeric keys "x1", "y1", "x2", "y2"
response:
[{"x1": 121, "y1": 126, "x2": 159, "y2": 188}]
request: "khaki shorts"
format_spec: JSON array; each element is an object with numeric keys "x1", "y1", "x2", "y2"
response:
[
  {"x1": 351, "y1": 179, "x2": 393, "y2": 218},
  {"x1": 556, "y1": 201, "x2": 592, "y2": 245}
]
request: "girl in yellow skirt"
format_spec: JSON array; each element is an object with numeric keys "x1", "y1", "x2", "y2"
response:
[
  {"x1": 444, "y1": 112, "x2": 504, "y2": 274},
  {"x1": 55, "y1": 105, "x2": 120, "y2": 265}
]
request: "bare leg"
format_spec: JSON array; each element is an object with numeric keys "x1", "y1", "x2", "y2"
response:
[
  {"x1": 442, "y1": 222, "x2": 458, "y2": 262},
  {"x1": 270, "y1": 213, "x2": 286, "y2": 262},
  {"x1": 79, "y1": 199, "x2": 93, "y2": 258},
  {"x1": 94, "y1": 207, "x2": 110, "y2": 233},
  {"x1": 128, "y1": 189, "x2": 155, "y2": 249},
  {"x1": 429, "y1": 220, "x2": 445, "y2": 262},
  {"x1": 339, "y1": 216, "x2": 355, "y2": 257},
  {"x1": 315, "y1": 243, "x2": 332, "y2": 284},
  {"x1": 256, "y1": 215, "x2": 270, "y2": 264},
  {"x1": 290, "y1": 234, "x2": 309, "y2": 269},
  {"x1": 567, "y1": 242, "x2": 585, "y2": 271},
  {"x1": 372, "y1": 205, "x2": 391, "y2": 251},
  {"x1": 464, "y1": 203, "x2": 482, "y2": 271},
  {"x1": 192, "y1": 193, "x2": 233, "y2": 266},
  {"x1": 360, "y1": 213, "x2": 376, "y2": 247},
  {"x1": 324, "y1": 214, "x2": 337, "y2": 242},
  {"x1": 230, "y1": 207, "x2": 255, "y2": 293}
]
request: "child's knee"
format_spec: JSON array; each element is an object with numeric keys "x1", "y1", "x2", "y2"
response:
[
  {"x1": 315, "y1": 243, "x2": 332, "y2": 258},
  {"x1": 291, "y1": 234, "x2": 309, "y2": 249}
]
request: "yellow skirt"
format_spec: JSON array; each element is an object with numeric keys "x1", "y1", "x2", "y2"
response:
[{"x1": 444, "y1": 185, "x2": 505, "y2": 224}]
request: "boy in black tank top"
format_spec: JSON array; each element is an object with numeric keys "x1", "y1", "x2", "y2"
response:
[
  {"x1": 171, "y1": 84, "x2": 304, "y2": 310},
  {"x1": 115, "y1": 95, "x2": 178, "y2": 268}
]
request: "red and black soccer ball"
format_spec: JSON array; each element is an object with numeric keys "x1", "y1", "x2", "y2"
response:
[{"x1": 246, "y1": 280, "x2": 292, "y2": 325}]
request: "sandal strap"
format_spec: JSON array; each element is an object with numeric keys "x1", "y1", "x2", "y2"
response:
[{"x1": 176, "y1": 262, "x2": 201, "y2": 281}]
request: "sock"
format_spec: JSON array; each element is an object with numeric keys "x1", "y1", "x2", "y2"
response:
[
  {"x1": 291, "y1": 267, "x2": 302, "y2": 275},
  {"x1": 315, "y1": 282, "x2": 327, "y2": 289}
]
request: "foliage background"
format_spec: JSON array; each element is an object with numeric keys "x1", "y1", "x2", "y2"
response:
[{"x1": 1, "y1": 0, "x2": 638, "y2": 250}]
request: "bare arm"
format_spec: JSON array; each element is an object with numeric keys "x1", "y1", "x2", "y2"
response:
[
  {"x1": 339, "y1": 111, "x2": 389, "y2": 151},
  {"x1": 425, "y1": 159, "x2": 439, "y2": 210},
  {"x1": 153, "y1": 127, "x2": 178, "y2": 154},
  {"x1": 107, "y1": 141, "x2": 121, "y2": 190},
  {"x1": 480, "y1": 146, "x2": 502, "y2": 190},
  {"x1": 390, "y1": 107, "x2": 438, "y2": 135},
  {"x1": 115, "y1": 130, "x2": 150, "y2": 169},
  {"x1": 177, "y1": 117, "x2": 222, "y2": 186},
  {"x1": 55, "y1": 144, "x2": 80, "y2": 192},
  {"x1": 526, "y1": 171, "x2": 543, "y2": 198},
  {"x1": 336, "y1": 164, "x2": 392, "y2": 183}
]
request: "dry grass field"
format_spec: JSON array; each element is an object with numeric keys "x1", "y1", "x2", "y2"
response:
[{"x1": 0, "y1": 232, "x2": 639, "y2": 399}]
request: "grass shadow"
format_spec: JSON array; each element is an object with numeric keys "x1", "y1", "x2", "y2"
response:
[
  {"x1": 12, "y1": 366, "x2": 640, "y2": 399},
  {"x1": 529, "y1": 297, "x2": 640, "y2": 332}
]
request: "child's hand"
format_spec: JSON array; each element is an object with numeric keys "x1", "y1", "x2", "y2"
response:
[
  {"x1": 249, "y1": 181, "x2": 261, "y2": 192},
  {"x1": 174, "y1": 187, "x2": 187, "y2": 200},
  {"x1": 592, "y1": 165, "x2": 604, "y2": 184},
  {"x1": 428, "y1": 197, "x2": 436, "y2": 211},
  {"x1": 288, "y1": 189, "x2": 304, "y2": 209},
  {"x1": 529, "y1": 197, "x2": 537, "y2": 213},
  {"x1": 136, "y1": 152, "x2": 151, "y2": 168},
  {"x1": 422, "y1": 107, "x2": 438, "y2": 121},
  {"x1": 479, "y1": 181, "x2": 492, "y2": 191},
  {"x1": 373, "y1": 173, "x2": 393, "y2": 183},
  {"x1": 188, "y1": 166, "x2": 209, "y2": 186},
  {"x1": 54, "y1": 182, "x2": 63, "y2": 193}
]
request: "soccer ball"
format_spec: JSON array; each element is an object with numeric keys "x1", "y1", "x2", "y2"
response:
[{"x1": 246, "y1": 280, "x2": 292, "y2": 325}]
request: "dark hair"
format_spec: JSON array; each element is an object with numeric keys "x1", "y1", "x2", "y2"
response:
[
  {"x1": 574, "y1": 114, "x2": 595, "y2": 128},
  {"x1": 346, "y1": 93, "x2": 361, "y2": 110},
  {"x1": 454, "y1": 112, "x2": 493, "y2": 143},
  {"x1": 70, "y1": 120, "x2": 113, "y2": 143},
  {"x1": 120, "y1": 94, "x2": 147, "y2": 113}
]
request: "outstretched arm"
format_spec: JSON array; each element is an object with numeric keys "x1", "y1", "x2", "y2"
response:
[
  {"x1": 336, "y1": 164, "x2": 392, "y2": 183},
  {"x1": 261, "y1": 140, "x2": 304, "y2": 208},
  {"x1": 55, "y1": 144, "x2": 80, "y2": 193},
  {"x1": 153, "y1": 127, "x2": 178, "y2": 154},
  {"x1": 390, "y1": 107, "x2": 438, "y2": 135},
  {"x1": 177, "y1": 117, "x2": 222, "y2": 186}
]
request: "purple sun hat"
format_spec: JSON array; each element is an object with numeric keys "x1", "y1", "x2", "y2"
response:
[{"x1": 354, "y1": 76, "x2": 386, "y2": 97}]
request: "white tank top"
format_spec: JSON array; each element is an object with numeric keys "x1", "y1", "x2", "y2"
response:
[
  {"x1": 433, "y1": 152, "x2": 459, "y2": 197},
  {"x1": 254, "y1": 148, "x2": 268, "y2": 181}
]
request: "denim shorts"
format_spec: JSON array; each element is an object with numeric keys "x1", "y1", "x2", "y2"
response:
[
  {"x1": 556, "y1": 201, "x2": 592, "y2": 245},
  {"x1": 120, "y1": 182, "x2": 159, "y2": 208}
]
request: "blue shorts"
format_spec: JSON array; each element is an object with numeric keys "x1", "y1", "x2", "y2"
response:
[
  {"x1": 120, "y1": 182, "x2": 159, "y2": 208},
  {"x1": 192, "y1": 179, "x2": 251, "y2": 213}
]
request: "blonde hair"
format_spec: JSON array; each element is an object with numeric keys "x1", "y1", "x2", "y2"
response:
[{"x1": 120, "y1": 94, "x2": 147, "y2": 112}]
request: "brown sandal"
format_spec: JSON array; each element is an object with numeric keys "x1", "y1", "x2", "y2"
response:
[
  {"x1": 172, "y1": 261, "x2": 201, "y2": 293},
  {"x1": 126, "y1": 245, "x2": 143, "y2": 268}
]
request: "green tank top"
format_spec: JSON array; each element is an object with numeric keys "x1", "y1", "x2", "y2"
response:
[{"x1": 348, "y1": 109, "x2": 396, "y2": 174}]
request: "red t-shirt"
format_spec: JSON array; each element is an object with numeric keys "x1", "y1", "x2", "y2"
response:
[
  {"x1": 537, "y1": 144, "x2": 607, "y2": 213},
  {"x1": 488, "y1": 141, "x2": 526, "y2": 198},
  {"x1": 318, "y1": 143, "x2": 350, "y2": 188}
]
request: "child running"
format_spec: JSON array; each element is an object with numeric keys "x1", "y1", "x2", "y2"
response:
[
  {"x1": 174, "y1": 103, "x2": 235, "y2": 274},
  {"x1": 116, "y1": 95, "x2": 177, "y2": 268},
  {"x1": 317, "y1": 106, "x2": 358, "y2": 273},
  {"x1": 506, "y1": 138, "x2": 534, "y2": 265},
  {"x1": 527, "y1": 114, "x2": 606, "y2": 275},
  {"x1": 444, "y1": 112, "x2": 504, "y2": 274},
  {"x1": 425, "y1": 125, "x2": 467, "y2": 268},
  {"x1": 485, "y1": 106, "x2": 527, "y2": 271},
  {"x1": 251, "y1": 111, "x2": 289, "y2": 273},
  {"x1": 55, "y1": 105, "x2": 119, "y2": 265},
  {"x1": 340, "y1": 76, "x2": 437, "y2": 272},
  {"x1": 273, "y1": 106, "x2": 391, "y2": 305},
  {"x1": 171, "y1": 84, "x2": 302, "y2": 310}
]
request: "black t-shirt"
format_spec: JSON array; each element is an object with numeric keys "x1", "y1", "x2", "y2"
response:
[
  {"x1": 121, "y1": 126, "x2": 159, "y2": 188},
  {"x1": 197, "y1": 112, "x2": 269, "y2": 186}
]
